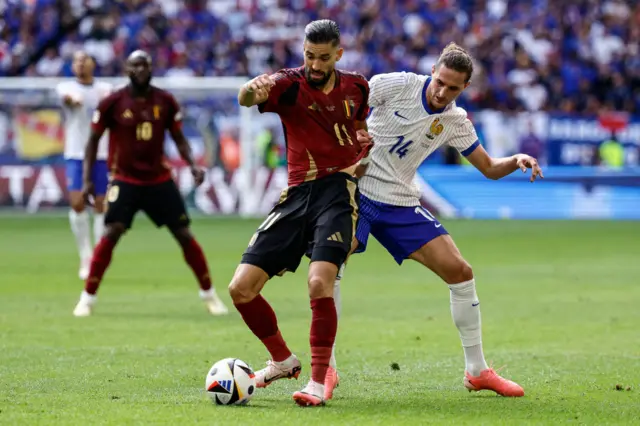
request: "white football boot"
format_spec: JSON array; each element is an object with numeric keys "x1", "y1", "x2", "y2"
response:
[
  {"x1": 200, "y1": 289, "x2": 229, "y2": 316},
  {"x1": 255, "y1": 354, "x2": 302, "y2": 388},
  {"x1": 73, "y1": 291, "x2": 96, "y2": 317}
]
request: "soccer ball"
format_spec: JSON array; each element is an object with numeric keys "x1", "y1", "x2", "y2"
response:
[{"x1": 205, "y1": 358, "x2": 256, "y2": 405}]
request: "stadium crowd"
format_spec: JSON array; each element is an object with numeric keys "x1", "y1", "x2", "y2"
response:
[{"x1": 1, "y1": 0, "x2": 638, "y2": 114}]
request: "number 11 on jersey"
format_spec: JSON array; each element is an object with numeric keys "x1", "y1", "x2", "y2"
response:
[{"x1": 389, "y1": 135, "x2": 413, "y2": 158}]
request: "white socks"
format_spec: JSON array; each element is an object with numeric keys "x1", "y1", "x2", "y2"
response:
[
  {"x1": 69, "y1": 210, "x2": 92, "y2": 260},
  {"x1": 329, "y1": 263, "x2": 345, "y2": 369},
  {"x1": 79, "y1": 290, "x2": 96, "y2": 305},
  {"x1": 199, "y1": 288, "x2": 217, "y2": 300},
  {"x1": 448, "y1": 279, "x2": 488, "y2": 376},
  {"x1": 70, "y1": 209, "x2": 106, "y2": 254},
  {"x1": 276, "y1": 354, "x2": 298, "y2": 369},
  {"x1": 93, "y1": 213, "x2": 105, "y2": 243},
  {"x1": 304, "y1": 380, "x2": 325, "y2": 397},
  {"x1": 328, "y1": 267, "x2": 489, "y2": 377}
]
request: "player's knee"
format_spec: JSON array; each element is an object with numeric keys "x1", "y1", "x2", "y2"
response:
[
  {"x1": 170, "y1": 226, "x2": 193, "y2": 248},
  {"x1": 69, "y1": 197, "x2": 85, "y2": 213},
  {"x1": 228, "y1": 279, "x2": 256, "y2": 304},
  {"x1": 308, "y1": 274, "x2": 334, "y2": 299},
  {"x1": 104, "y1": 223, "x2": 126, "y2": 242},
  {"x1": 93, "y1": 197, "x2": 105, "y2": 214},
  {"x1": 442, "y1": 259, "x2": 474, "y2": 284},
  {"x1": 228, "y1": 264, "x2": 268, "y2": 304}
]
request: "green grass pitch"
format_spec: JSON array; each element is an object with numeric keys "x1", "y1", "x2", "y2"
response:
[{"x1": 1, "y1": 217, "x2": 639, "y2": 425}]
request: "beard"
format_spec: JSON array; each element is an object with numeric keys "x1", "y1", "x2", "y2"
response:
[
  {"x1": 305, "y1": 67, "x2": 332, "y2": 87},
  {"x1": 130, "y1": 74, "x2": 152, "y2": 90}
]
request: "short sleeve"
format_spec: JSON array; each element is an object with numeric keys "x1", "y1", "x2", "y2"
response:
[
  {"x1": 91, "y1": 95, "x2": 114, "y2": 134},
  {"x1": 165, "y1": 94, "x2": 183, "y2": 131},
  {"x1": 101, "y1": 83, "x2": 114, "y2": 98},
  {"x1": 355, "y1": 79, "x2": 370, "y2": 121},
  {"x1": 55, "y1": 82, "x2": 75, "y2": 106},
  {"x1": 257, "y1": 71, "x2": 294, "y2": 114},
  {"x1": 55, "y1": 82, "x2": 67, "y2": 100},
  {"x1": 448, "y1": 116, "x2": 480, "y2": 156},
  {"x1": 368, "y1": 72, "x2": 408, "y2": 108}
]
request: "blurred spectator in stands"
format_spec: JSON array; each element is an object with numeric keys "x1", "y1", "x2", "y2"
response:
[
  {"x1": 0, "y1": 0, "x2": 637, "y2": 114},
  {"x1": 36, "y1": 47, "x2": 64, "y2": 76},
  {"x1": 518, "y1": 121, "x2": 545, "y2": 165},
  {"x1": 598, "y1": 132, "x2": 625, "y2": 168}
]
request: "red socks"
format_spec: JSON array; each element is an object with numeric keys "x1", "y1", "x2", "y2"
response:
[
  {"x1": 84, "y1": 237, "x2": 116, "y2": 295},
  {"x1": 182, "y1": 238, "x2": 212, "y2": 291},
  {"x1": 235, "y1": 294, "x2": 337, "y2": 384},
  {"x1": 84, "y1": 237, "x2": 211, "y2": 296},
  {"x1": 310, "y1": 297, "x2": 337, "y2": 383},
  {"x1": 234, "y1": 295, "x2": 292, "y2": 362}
]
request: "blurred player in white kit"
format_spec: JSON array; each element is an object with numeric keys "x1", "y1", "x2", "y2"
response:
[{"x1": 56, "y1": 51, "x2": 112, "y2": 279}]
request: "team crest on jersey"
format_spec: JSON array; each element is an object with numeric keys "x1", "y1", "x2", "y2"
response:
[
  {"x1": 122, "y1": 109, "x2": 133, "y2": 119},
  {"x1": 426, "y1": 118, "x2": 444, "y2": 140},
  {"x1": 343, "y1": 98, "x2": 356, "y2": 119},
  {"x1": 153, "y1": 105, "x2": 161, "y2": 119}
]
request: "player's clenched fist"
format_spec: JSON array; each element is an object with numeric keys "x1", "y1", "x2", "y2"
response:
[
  {"x1": 191, "y1": 166, "x2": 206, "y2": 187},
  {"x1": 245, "y1": 74, "x2": 275, "y2": 95},
  {"x1": 356, "y1": 129, "x2": 373, "y2": 148},
  {"x1": 82, "y1": 180, "x2": 95, "y2": 206},
  {"x1": 356, "y1": 129, "x2": 374, "y2": 157}
]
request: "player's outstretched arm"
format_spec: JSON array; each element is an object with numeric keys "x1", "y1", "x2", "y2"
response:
[
  {"x1": 238, "y1": 74, "x2": 275, "y2": 108},
  {"x1": 466, "y1": 144, "x2": 544, "y2": 182},
  {"x1": 170, "y1": 126, "x2": 205, "y2": 187}
]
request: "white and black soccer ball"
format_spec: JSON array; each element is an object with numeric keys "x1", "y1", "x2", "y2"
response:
[{"x1": 205, "y1": 358, "x2": 256, "y2": 405}]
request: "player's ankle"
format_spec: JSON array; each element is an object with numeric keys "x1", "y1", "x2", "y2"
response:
[
  {"x1": 79, "y1": 290, "x2": 97, "y2": 305},
  {"x1": 275, "y1": 354, "x2": 297, "y2": 367},
  {"x1": 466, "y1": 365, "x2": 485, "y2": 377},
  {"x1": 305, "y1": 380, "x2": 325, "y2": 396},
  {"x1": 199, "y1": 288, "x2": 215, "y2": 299},
  {"x1": 329, "y1": 358, "x2": 337, "y2": 369}
]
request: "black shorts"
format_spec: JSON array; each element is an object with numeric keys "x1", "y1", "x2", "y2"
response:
[
  {"x1": 241, "y1": 172, "x2": 359, "y2": 278},
  {"x1": 104, "y1": 179, "x2": 190, "y2": 229}
]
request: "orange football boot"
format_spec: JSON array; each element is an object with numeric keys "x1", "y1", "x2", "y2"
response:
[
  {"x1": 464, "y1": 368, "x2": 525, "y2": 397},
  {"x1": 323, "y1": 366, "x2": 340, "y2": 400}
]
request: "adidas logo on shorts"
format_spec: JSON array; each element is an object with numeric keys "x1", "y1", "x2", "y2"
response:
[{"x1": 327, "y1": 232, "x2": 343, "y2": 243}]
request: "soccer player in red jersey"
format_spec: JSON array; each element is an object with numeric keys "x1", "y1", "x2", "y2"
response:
[
  {"x1": 72, "y1": 50, "x2": 228, "y2": 317},
  {"x1": 230, "y1": 20, "x2": 371, "y2": 406}
]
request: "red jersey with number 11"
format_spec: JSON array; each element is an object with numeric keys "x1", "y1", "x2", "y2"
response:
[
  {"x1": 258, "y1": 67, "x2": 370, "y2": 186},
  {"x1": 92, "y1": 86, "x2": 183, "y2": 185}
]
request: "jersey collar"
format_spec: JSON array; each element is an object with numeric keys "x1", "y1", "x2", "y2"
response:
[
  {"x1": 76, "y1": 79, "x2": 94, "y2": 87},
  {"x1": 422, "y1": 77, "x2": 446, "y2": 114},
  {"x1": 333, "y1": 69, "x2": 340, "y2": 89}
]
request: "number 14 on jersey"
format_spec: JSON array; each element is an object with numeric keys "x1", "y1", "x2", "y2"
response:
[{"x1": 389, "y1": 136, "x2": 413, "y2": 158}]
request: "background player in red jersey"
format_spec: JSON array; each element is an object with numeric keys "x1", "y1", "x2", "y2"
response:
[
  {"x1": 230, "y1": 20, "x2": 371, "y2": 406},
  {"x1": 72, "y1": 50, "x2": 228, "y2": 318}
]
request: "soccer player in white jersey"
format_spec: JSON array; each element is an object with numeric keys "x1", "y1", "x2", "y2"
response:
[
  {"x1": 324, "y1": 43, "x2": 544, "y2": 400},
  {"x1": 56, "y1": 51, "x2": 112, "y2": 279}
]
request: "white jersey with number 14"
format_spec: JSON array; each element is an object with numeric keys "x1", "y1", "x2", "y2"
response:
[{"x1": 359, "y1": 72, "x2": 479, "y2": 207}]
